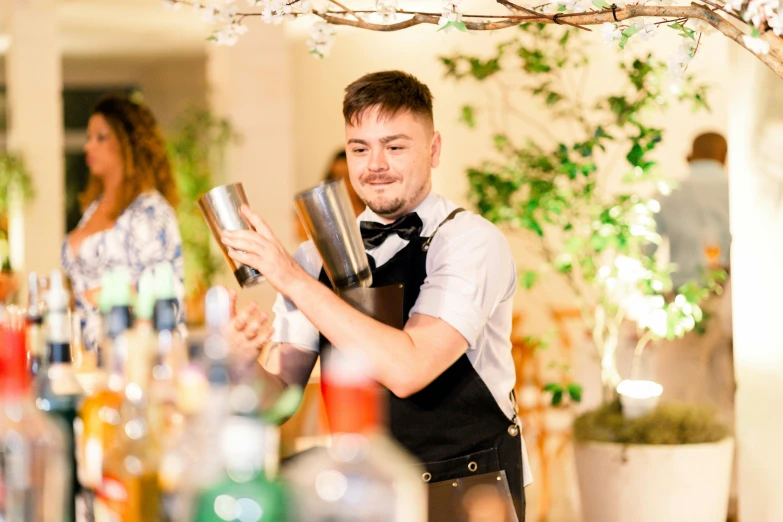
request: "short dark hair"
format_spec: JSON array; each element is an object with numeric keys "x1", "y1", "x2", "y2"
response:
[{"x1": 343, "y1": 71, "x2": 434, "y2": 127}]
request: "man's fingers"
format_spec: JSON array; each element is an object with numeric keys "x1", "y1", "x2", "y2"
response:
[
  {"x1": 226, "y1": 249, "x2": 260, "y2": 269},
  {"x1": 240, "y1": 205, "x2": 275, "y2": 240},
  {"x1": 228, "y1": 289, "x2": 238, "y2": 317},
  {"x1": 221, "y1": 234, "x2": 267, "y2": 255}
]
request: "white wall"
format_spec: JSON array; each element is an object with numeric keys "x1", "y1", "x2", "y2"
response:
[
  {"x1": 63, "y1": 55, "x2": 207, "y2": 131},
  {"x1": 728, "y1": 47, "x2": 783, "y2": 522}
]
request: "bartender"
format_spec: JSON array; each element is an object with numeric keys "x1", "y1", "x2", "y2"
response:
[{"x1": 221, "y1": 70, "x2": 531, "y2": 521}]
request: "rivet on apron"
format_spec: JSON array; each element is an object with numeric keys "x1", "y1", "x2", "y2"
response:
[
  {"x1": 452, "y1": 482, "x2": 458, "y2": 488},
  {"x1": 468, "y1": 461, "x2": 478, "y2": 472},
  {"x1": 508, "y1": 424, "x2": 520, "y2": 437},
  {"x1": 422, "y1": 472, "x2": 432, "y2": 483}
]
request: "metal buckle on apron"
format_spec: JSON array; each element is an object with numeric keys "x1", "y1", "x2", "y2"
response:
[{"x1": 508, "y1": 412, "x2": 521, "y2": 437}]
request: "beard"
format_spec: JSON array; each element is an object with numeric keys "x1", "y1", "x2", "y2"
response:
[
  {"x1": 366, "y1": 195, "x2": 406, "y2": 216},
  {"x1": 362, "y1": 180, "x2": 428, "y2": 218}
]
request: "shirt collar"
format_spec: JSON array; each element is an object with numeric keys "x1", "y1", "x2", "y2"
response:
[{"x1": 357, "y1": 189, "x2": 440, "y2": 233}]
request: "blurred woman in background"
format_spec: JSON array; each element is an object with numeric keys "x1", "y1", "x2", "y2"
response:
[{"x1": 61, "y1": 94, "x2": 184, "y2": 351}]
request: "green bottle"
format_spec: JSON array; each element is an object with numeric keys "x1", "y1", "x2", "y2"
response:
[
  {"x1": 190, "y1": 289, "x2": 289, "y2": 522},
  {"x1": 192, "y1": 415, "x2": 289, "y2": 522}
]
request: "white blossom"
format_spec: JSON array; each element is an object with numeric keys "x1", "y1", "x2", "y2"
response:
[
  {"x1": 313, "y1": 0, "x2": 329, "y2": 14},
  {"x1": 640, "y1": 308, "x2": 668, "y2": 337},
  {"x1": 769, "y1": 12, "x2": 783, "y2": 35},
  {"x1": 723, "y1": 0, "x2": 744, "y2": 12},
  {"x1": 667, "y1": 38, "x2": 695, "y2": 80},
  {"x1": 601, "y1": 22, "x2": 622, "y2": 46},
  {"x1": 374, "y1": 0, "x2": 398, "y2": 22},
  {"x1": 200, "y1": 1, "x2": 238, "y2": 24},
  {"x1": 623, "y1": 294, "x2": 664, "y2": 323},
  {"x1": 743, "y1": 0, "x2": 778, "y2": 27},
  {"x1": 307, "y1": 20, "x2": 336, "y2": 58},
  {"x1": 298, "y1": 0, "x2": 313, "y2": 13},
  {"x1": 556, "y1": 0, "x2": 589, "y2": 13},
  {"x1": 687, "y1": 18, "x2": 715, "y2": 35},
  {"x1": 211, "y1": 22, "x2": 248, "y2": 46},
  {"x1": 635, "y1": 19, "x2": 658, "y2": 40},
  {"x1": 743, "y1": 34, "x2": 771, "y2": 54},
  {"x1": 439, "y1": 0, "x2": 463, "y2": 32}
]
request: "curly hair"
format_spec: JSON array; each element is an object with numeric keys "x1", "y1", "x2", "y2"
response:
[{"x1": 79, "y1": 94, "x2": 179, "y2": 218}]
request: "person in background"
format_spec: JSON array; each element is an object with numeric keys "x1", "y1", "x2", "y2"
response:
[
  {"x1": 61, "y1": 94, "x2": 185, "y2": 351},
  {"x1": 323, "y1": 149, "x2": 365, "y2": 216},
  {"x1": 655, "y1": 131, "x2": 730, "y2": 288},
  {"x1": 295, "y1": 149, "x2": 365, "y2": 243}
]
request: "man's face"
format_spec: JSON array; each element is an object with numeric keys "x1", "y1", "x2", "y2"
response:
[{"x1": 345, "y1": 107, "x2": 441, "y2": 221}]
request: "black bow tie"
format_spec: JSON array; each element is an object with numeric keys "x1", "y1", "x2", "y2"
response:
[{"x1": 359, "y1": 213, "x2": 423, "y2": 250}]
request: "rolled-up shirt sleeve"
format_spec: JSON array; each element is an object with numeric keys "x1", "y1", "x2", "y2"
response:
[
  {"x1": 410, "y1": 216, "x2": 517, "y2": 348},
  {"x1": 270, "y1": 241, "x2": 322, "y2": 353}
]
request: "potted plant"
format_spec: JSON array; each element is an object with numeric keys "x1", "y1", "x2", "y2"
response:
[
  {"x1": 0, "y1": 152, "x2": 34, "y2": 301},
  {"x1": 167, "y1": 107, "x2": 236, "y2": 325},
  {"x1": 442, "y1": 24, "x2": 732, "y2": 522}
]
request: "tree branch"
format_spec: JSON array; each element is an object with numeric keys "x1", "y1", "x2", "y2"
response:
[
  {"x1": 631, "y1": 330, "x2": 656, "y2": 380},
  {"x1": 175, "y1": 0, "x2": 783, "y2": 80},
  {"x1": 313, "y1": 3, "x2": 782, "y2": 77},
  {"x1": 498, "y1": 0, "x2": 592, "y2": 32}
]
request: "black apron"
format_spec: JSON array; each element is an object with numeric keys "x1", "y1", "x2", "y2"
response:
[{"x1": 319, "y1": 209, "x2": 526, "y2": 522}]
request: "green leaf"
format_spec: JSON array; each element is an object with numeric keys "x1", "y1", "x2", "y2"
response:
[
  {"x1": 543, "y1": 383, "x2": 562, "y2": 393},
  {"x1": 622, "y1": 25, "x2": 639, "y2": 38},
  {"x1": 567, "y1": 383, "x2": 583, "y2": 402},
  {"x1": 669, "y1": 22, "x2": 696, "y2": 40},
  {"x1": 468, "y1": 57, "x2": 501, "y2": 80},
  {"x1": 207, "y1": 35, "x2": 218, "y2": 42},
  {"x1": 493, "y1": 134, "x2": 510, "y2": 151},
  {"x1": 460, "y1": 105, "x2": 477, "y2": 128},
  {"x1": 626, "y1": 143, "x2": 644, "y2": 166},
  {"x1": 523, "y1": 216, "x2": 544, "y2": 236},
  {"x1": 546, "y1": 91, "x2": 563, "y2": 106},
  {"x1": 618, "y1": 25, "x2": 638, "y2": 49},
  {"x1": 518, "y1": 48, "x2": 552, "y2": 73},
  {"x1": 437, "y1": 21, "x2": 453, "y2": 32},
  {"x1": 552, "y1": 390, "x2": 564, "y2": 406},
  {"x1": 751, "y1": 27, "x2": 761, "y2": 38},
  {"x1": 454, "y1": 21, "x2": 468, "y2": 32},
  {"x1": 592, "y1": 0, "x2": 611, "y2": 8},
  {"x1": 521, "y1": 270, "x2": 538, "y2": 289}
]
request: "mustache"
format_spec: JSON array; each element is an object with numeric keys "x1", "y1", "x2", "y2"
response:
[{"x1": 361, "y1": 174, "x2": 400, "y2": 184}]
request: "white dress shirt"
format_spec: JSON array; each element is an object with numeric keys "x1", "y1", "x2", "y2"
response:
[
  {"x1": 272, "y1": 190, "x2": 532, "y2": 485},
  {"x1": 655, "y1": 159, "x2": 730, "y2": 288}
]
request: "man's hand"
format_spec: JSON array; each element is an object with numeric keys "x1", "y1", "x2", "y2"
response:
[
  {"x1": 223, "y1": 289, "x2": 274, "y2": 371},
  {"x1": 221, "y1": 205, "x2": 309, "y2": 298}
]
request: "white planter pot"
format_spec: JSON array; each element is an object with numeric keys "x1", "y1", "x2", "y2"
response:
[{"x1": 575, "y1": 438, "x2": 734, "y2": 522}]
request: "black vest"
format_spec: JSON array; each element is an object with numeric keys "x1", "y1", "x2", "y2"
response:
[
  {"x1": 318, "y1": 211, "x2": 526, "y2": 521},
  {"x1": 318, "y1": 215, "x2": 514, "y2": 462}
]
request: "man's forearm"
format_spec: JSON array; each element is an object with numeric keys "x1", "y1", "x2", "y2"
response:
[{"x1": 254, "y1": 362, "x2": 290, "y2": 414}]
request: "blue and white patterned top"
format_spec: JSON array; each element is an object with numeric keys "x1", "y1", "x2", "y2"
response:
[{"x1": 61, "y1": 190, "x2": 186, "y2": 350}]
